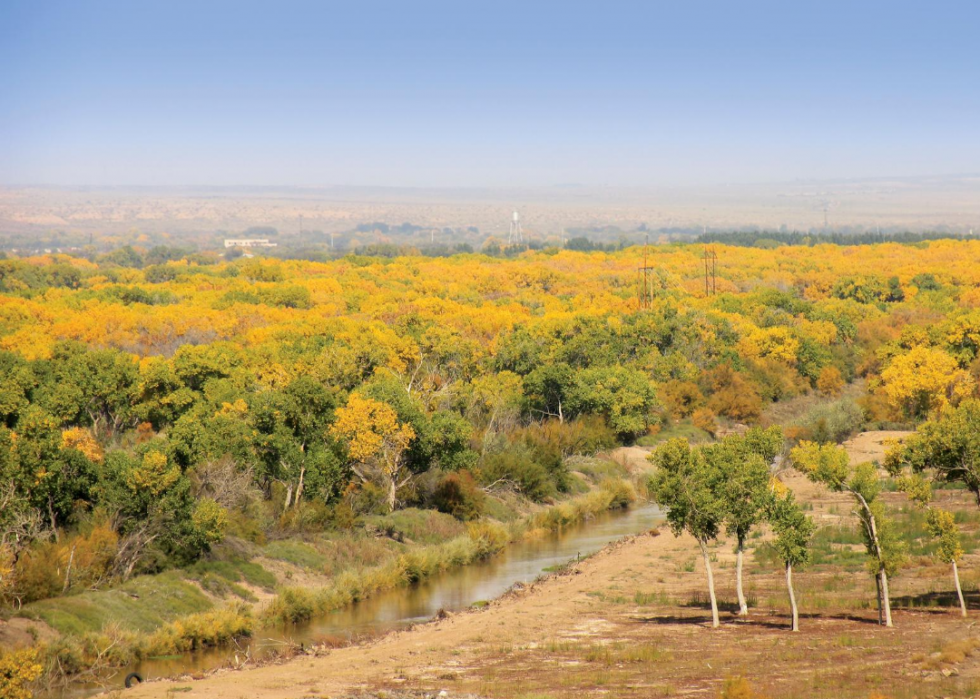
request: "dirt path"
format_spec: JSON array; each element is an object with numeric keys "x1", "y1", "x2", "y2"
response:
[{"x1": 127, "y1": 432, "x2": 980, "y2": 699}]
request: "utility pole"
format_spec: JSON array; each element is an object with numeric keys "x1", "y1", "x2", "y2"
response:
[
  {"x1": 702, "y1": 246, "x2": 718, "y2": 295},
  {"x1": 637, "y1": 234, "x2": 656, "y2": 310}
]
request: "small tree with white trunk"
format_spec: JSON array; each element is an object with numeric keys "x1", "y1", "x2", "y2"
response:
[
  {"x1": 708, "y1": 426, "x2": 783, "y2": 616},
  {"x1": 649, "y1": 438, "x2": 725, "y2": 628},
  {"x1": 791, "y1": 441, "x2": 905, "y2": 627},
  {"x1": 766, "y1": 484, "x2": 814, "y2": 631},
  {"x1": 892, "y1": 472, "x2": 967, "y2": 617}
]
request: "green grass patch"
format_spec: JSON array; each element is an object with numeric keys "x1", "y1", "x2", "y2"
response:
[
  {"x1": 364, "y1": 507, "x2": 467, "y2": 545},
  {"x1": 185, "y1": 558, "x2": 278, "y2": 592},
  {"x1": 19, "y1": 571, "x2": 213, "y2": 636},
  {"x1": 261, "y1": 540, "x2": 327, "y2": 569}
]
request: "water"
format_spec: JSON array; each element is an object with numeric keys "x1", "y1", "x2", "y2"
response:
[{"x1": 65, "y1": 503, "x2": 662, "y2": 696}]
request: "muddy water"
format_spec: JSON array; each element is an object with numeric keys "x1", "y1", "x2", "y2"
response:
[{"x1": 70, "y1": 502, "x2": 662, "y2": 696}]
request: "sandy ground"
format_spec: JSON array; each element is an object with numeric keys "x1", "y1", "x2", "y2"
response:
[{"x1": 117, "y1": 431, "x2": 980, "y2": 699}]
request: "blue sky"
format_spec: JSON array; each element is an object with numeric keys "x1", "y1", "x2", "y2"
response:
[{"x1": 1, "y1": 1, "x2": 978, "y2": 187}]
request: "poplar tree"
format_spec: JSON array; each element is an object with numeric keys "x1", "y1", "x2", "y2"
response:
[
  {"x1": 791, "y1": 441, "x2": 905, "y2": 627},
  {"x1": 708, "y1": 426, "x2": 783, "y2": 616},
  {"x1": 650, "y1": 439, "x2": 725, "y2": 627},
  {"x1": 766, "y1": 486, "x2": 814, "y2": 631},
  {"x1": 928, "y1": 508, "x2": 968, "y2": 617},
  {"x1": 892, "y1": 473, "x2": 967, "y2": 617}
]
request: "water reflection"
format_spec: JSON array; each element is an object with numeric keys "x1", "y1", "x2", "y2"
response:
[{"x1": 67, "y1": 503, "x2": 661, "y2": 696}]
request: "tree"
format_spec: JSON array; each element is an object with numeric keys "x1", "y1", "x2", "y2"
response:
[
  {"x1": 766, "y1": 486, "x2": 814, "y2": 631},
  {"x1": 33, "y1": 342, "x2": 139, "y2": 436},
  {"x1": 890, "y1": 470, "x2": 969, "y2": 617},
  {"x1": 790, "y1": 441, "x2": 905, "y2": 627},
  {"x1": 330, "y1": 394, "x2": 416, "y2": 512},
  {"x1": 708, "y1": 426, "x2": 783, "y2": 616},
  {"x1": 928, "y1": 508, "x2": 967, "y2": 617},
  {"x1": 878, "y1": 346, "x2": 971, "y2": 420},
  {"x1": 565, "y1": 365, "x2": 659, "y2": 440},
  {"x1": 250, "y1": 377, "x2": 342, "y2": 510},
  {"x1": 12, "y1": 406, "x2": 96, "y2": 534},
  {"x1": 887, "y1": 400, "x2": 980, "y2": 507},
  {"x1": 649, "y1": 439, "x2": 725, "y2": 627}
]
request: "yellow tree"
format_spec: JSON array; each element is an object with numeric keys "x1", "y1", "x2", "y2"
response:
[
  {"x1": 878, "y1": 345, "x2": 972, "y2": 419},
  {"x1": 330, "y1": 394, "x2": 416, "y2": 512}
]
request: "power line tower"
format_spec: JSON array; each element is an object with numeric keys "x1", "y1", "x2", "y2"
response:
[
  {"x1": 637, "y1": 235, "x2": 657, "y2": 310},
  {"x1": 508, "y1": 210, "x2": 524, "y2": 245},
  {"x1": 702, "y1": 246, "x2": 718, "y2": 295}
]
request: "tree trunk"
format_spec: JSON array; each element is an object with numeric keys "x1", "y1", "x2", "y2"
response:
[
  {"x1": 293, "y1": 465, "x2": 306, "y2": 510},
  {"x1": 48, "y1": 496, "x2": 59, "y2": 541},
  {"x1": 786, "y1": 561, "x2": 799, "y2": 632},
  {"x1": 283, "y1": 482, "x2": 293, "y2": 510},
  {"x1": 875, "y1": 572, "x2": 884, "y2": 625},
  {"x1": 953, "y1": 560, "x2": 967, "y2": 617},
  {"x1": 700, "y1": 541, "x2": 720, "y2": 628},
  {"x1": 735, "y1": 540, "x2": 748, "y2": 616},
  {"x1": 63, "y1": 546, "x2": 75, "y2": 594},
  {"x1": 880, "y1": 569, "x2": 893, "y2": 628},
  {"x1": 387, "y1": 476, "x2": 398, "y2": 513}
]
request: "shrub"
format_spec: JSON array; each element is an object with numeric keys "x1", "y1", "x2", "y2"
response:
[
  {"x1": 720, "y1": 675, "x2": 768, "y2": 699},
  {"x1": 0, "y1": 647, "x2": 43, "y2": 699},
  {"x1": 466, "y1": 521, "x2": 511, "y2": 557},
  {"x1": 692, "y1": 408, "x2": 718, "y2": 436},
  {"x1": 660, "y1": 380, "x2": 705, "y2": 418},
  {"x1": 816, "y1": 366, "x2": 845, "y2": 396},
  {"x1": 478, "y1": 448, "x2": 554, "y2": 501},
  {"x1": 12, "y1": 541, "x2": 63, "y2": 603},
  {"x1": 791, "y1": 398, "x2": 865, "y2": 444},
  {"x1": 264, "y1": 586, "x2": 317, "y2": 624},
  {"x1": 431, "y1": 471, "x2": 486, "y2": 520}
]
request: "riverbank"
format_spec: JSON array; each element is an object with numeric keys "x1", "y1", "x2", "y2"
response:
[
  {"x1": 124, "y1": 433, "x2": 980, "y2": 699},
  {"x1": 8, "y1": 462, "x2": 642, "y2": 694}
]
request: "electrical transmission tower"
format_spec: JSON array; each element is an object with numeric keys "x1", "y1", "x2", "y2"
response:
[
  {"x1": 637, "y1": 235, "x2": 657, "y2": 310},
  {"x1": 702, "y1": 246, "x2": 718, "y2": 295}
]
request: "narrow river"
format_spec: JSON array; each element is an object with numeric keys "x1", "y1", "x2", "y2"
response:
[{"x1": 73, "y1": 502, "x2": 662, "y2": 696}]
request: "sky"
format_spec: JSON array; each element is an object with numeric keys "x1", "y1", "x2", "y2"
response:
[{"x1": 1, "y1": 0, "x2": 979, "y2": 188}]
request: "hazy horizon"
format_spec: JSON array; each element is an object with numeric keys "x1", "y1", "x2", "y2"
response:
[{"x1": 3, "y1": 1, "x2": 979, "y2": 189}]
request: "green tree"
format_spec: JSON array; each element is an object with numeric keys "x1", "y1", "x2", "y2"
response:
[
  {"x1": 790, "y1": 441, "x2": 905, "y2": 627},
  {"x1": 708, "y1": 426, "x2": 783, "y2": 615},
  {"x1": 13, "y1": 406, "x2": 96, "y2": 534},
  {"x1": 649, "y1": 439, "x2": 725, "y2": 627},
  {"x1": 891, "y1": 472, "x2": 968, "y2": 617},
  {"x1": 0, "y1": 351, "x2": 35, "y2": 427},
  {"x1": 928, "y1": 508, "x2": 967, "y2": 617},
  {"x1": 766, "y1": 487, "x2": 814, "y2": 631},
  {"x1": 250, "y1": 377, "x2": 343, "y2": 510},
  {"x1": 33, "y1": 342, "x2": 139, "y2": 436},
  {"x1": 565, "y1": 365, "x2": 659, "y2": 440},
  {"x1": 887, "y1": 400, "x2": 980, "y2": 507}
]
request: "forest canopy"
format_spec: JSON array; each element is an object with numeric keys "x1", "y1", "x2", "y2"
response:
[{"x1": 2, "y1": 240, "x2": 980, "y2": 607}]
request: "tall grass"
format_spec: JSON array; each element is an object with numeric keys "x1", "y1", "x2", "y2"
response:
[
  {"x1": 264, "y1": 478, "x2": 636, "y2": 625},
  {"x1": 30, "y1": 477, "x2": 637, "y2": 688},
  {"x1": 40, "y1": 603, "x2": 254, "y2": 687}
]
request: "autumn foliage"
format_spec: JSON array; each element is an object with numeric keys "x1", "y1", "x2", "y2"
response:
[{"x1": 0, "y1": 239, "x2": 979, "y2": 612}]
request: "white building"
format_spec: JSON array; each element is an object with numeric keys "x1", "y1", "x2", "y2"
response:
[{"x1": 224, "y1": 239, "x2": 278, "y2": 248}]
